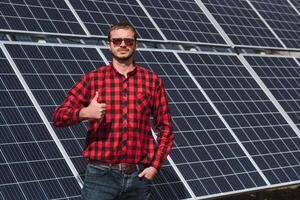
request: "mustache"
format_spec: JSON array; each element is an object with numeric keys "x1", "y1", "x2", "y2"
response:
[
  {"x1": 111, "y1": 51, "x2": 134, "y2": 60},
  {"x1": 117, "y1": 47, "x2": 130, "y2": 51}
]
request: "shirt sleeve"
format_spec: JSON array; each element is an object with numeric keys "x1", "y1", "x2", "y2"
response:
[
  {"x1": 52, "y1": 74, "x2": 91, "y2": 127},
  {"x1": 151, "y1": 77, "x2": 175, "y2": 169}
]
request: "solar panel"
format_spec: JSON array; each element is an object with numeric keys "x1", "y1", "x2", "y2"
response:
[
  {"x1": 101, "y1": 48, "x2": 267, "y2": 198},
  {"x1": 201, "y1": 0, "x2": 283, "y2": 48},
  {"x1": 0, "y1": 0, "x2": 86, "y2": 35},
  {"x1": 68, "y1": 0, "x2": 163, "y2": 40},
  {"x1": 248, "y1": 0, "x2": 300, "y2": 49},
  {"x1": 0, "y1": 46, "x2": 81, "y2": 199},
  {"x1": 4, "y1": 43, "x2": 106, "y2": 178},
  {"x1": 243, "y1": 55, "x2": 300, "y2": 131},
  {"x1": 179, "y1": 52, "x2": 300, "y2": 185},
  {"x1": 139, "y1": 0, "x2": 227, "y2": 45},
  {"x1": 0, "y1": 0, "x2": 299, "y2": 199}
]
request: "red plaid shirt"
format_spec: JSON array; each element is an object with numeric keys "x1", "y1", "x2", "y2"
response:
[{"x1": 53, "y1": 64, "x2": 174, "y2": 169}]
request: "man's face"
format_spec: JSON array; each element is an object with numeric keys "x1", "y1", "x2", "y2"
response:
[{"x1": 108, "y1": 28, "x2": 136, "y2": 61}]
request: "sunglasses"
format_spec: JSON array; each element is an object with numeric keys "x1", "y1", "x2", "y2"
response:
[{"x1": 110, "y1": 38, "x2": 135, "y2": 46}]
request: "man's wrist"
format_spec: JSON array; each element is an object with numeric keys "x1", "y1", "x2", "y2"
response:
[{"x1": 79, "y1": 107, "x2": 87, "y2": 119}]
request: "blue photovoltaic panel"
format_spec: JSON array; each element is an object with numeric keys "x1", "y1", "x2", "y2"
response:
[
  {"x1": 0, "y1": 47, "x2": 81, "y2": 199},
  {"x1": 201, "y1": 0, "x2": 283, "y2": 48},
  {"x1": 149, "y1": 159, "x2": 191, "y2": 200},
  {"x1": 69, "y1": 0, "x2": 163, "y2": 40},
  {"x1": 244, "y1": 55, "x2": 300, "y2": 130},
  {"x1": 0, "y1": 0, "x2": 85, "y2": 35},
  {"x1": 249, "y1": 0, "x2": 300, "y2": 49},
  {"x1": 179, "y1": 52, "x2": 300, "y2": 185},
  {"x1": 4, "y1": 44, "x2": 106, "y2": 178},
  {"x1": 139, "y1": 0, "x2": 227, "y2": 44},
  {"x1": 102, "y1": 49, "x2": 266, "y2": 198}
]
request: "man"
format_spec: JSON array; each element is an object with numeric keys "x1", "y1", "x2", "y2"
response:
[{"x1": 52, "y1": 21, "x2": 174, "y2": 200}]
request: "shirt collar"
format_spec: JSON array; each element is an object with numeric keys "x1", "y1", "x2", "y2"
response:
[{"x1": 109, "y1": 61, "x2": 137, "y2": 77}]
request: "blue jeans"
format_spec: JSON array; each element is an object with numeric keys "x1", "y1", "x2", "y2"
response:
[{"x1": 81, "y1": 163, "x2": 151, "y2": 200}]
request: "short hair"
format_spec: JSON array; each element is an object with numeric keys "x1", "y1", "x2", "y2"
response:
[{"x1": 107, "y1": 21, "x2": 137, "y2": 42}]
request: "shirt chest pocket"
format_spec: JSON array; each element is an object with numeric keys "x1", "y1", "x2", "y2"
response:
[{"x1": 135, "y1": 92, "x2": 151, "y2": 114}]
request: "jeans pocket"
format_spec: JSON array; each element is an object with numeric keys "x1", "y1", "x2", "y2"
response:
[
  {"x1": 82, "y1": 164, "x2": 116, "y2": 200},
  {"x1": 85, "y1": 163, "x2": 110, "y2": 178}
]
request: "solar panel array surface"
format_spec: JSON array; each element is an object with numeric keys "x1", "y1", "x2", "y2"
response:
[
  {"x1": 4, "y1": 44, "x2": 106, "y2": 178},
  {"x1": 243, "y1": 55, "x2": 300, "y2": 130},
  {"x1": 2, "y1": 43, "x2": 300, "y2": 199},
  {"x1": 139, "y1": 0, "x2": 227, "y2": 44},
  {"x1": 249, "y1": 0, "x2": 300, "y2": 49},
  {"x1": 0, "y1": 0, "x2": 85, "y2": 35},
  {"x1": 179, "y1": 52, "x2": 300, "y2": 185},
  {"x1": 201, "y1": 0, "x2": 283, "y2": 48},
  {"x1": 1, "y1": 0, "x2": 300, "y2": 199},
  {"x1": 0, "y1": 46, "x2": 81, "y2": 200},
  {"x1": 68, "y1": 0, "x2": 164, "y2": 40}
]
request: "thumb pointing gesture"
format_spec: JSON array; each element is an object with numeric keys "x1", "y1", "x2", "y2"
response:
[
  {"x1": 92, "y1": 91, "x2": 99, "y2": 102},
  {"x1": 79, "y1": 91, "x2": 106, "y2": 120}
]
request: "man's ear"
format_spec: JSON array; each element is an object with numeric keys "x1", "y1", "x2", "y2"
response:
[{"x1": 133, "y1": 42, "x2": 137, "y2": 51}]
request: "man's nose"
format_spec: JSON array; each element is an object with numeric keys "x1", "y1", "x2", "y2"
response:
[{"x1": 120, "y1": 40, "x2": 126, "y2": 47}]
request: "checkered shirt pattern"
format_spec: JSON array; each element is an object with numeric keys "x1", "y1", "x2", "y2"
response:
[{"x1": 52, "y1": 64, "x2": 174, "y2": 169}]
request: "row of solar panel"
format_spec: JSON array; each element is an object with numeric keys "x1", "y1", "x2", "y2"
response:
[
  {"x1": 1, "y1": 42, "x2": 300, "y2": 199},
  {"x1": 1, "y1": 0, "x2": 300, "y2": 49}
]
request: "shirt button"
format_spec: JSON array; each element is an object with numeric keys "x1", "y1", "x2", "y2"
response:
[
  {"x1": 123, "y1": 107, "x2": 128, "y2": 113},
  {"x1": 123, "y1": 82, "x2": 127, "y2": 88}
]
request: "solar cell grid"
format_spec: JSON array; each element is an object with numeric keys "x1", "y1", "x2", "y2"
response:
[
  {"x1": 4, "y1": 43, "x2": 106, "y2": 178},
  {"x1": 201, "y1": 0, "x2": 283, "y2": 48},
  {"x1": 179, "y1": 52, "x2": 300, "y2": 185},
  {"x1": 139, "y1": 0, "x2": 227, "y2": 44},
  {"x1": 69, "y1": 0, "x2": 163, "y2": 40},
  {"x1": 249, "y1": 0, "x2": 300, "y2": 49},
  {"x1": 101, "y1": 48, "x2": 266, "y2": 198},
  {"x1": 0, "y1": 46, "x2": 81, "y2": 199},
  {"x1": 244, "y1": 55, "x2": 300, "y2": 131},
  {"x1": 0, "y1": 0, "x2": 86, "y2": 35}
]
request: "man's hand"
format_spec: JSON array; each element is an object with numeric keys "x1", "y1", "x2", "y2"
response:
[
  {"x1": 138, "y1": 166, "x2": 158, "y2": 181},
  {"x1": 79, "y1": 92, "x2": 106, "y2": 120}
]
